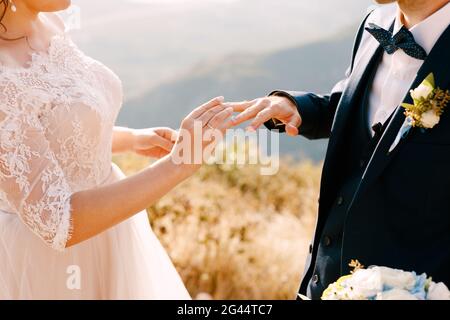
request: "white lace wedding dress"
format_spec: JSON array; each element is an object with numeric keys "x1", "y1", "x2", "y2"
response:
[{"x1": 0, "y1": 30, "x2": 190, "y2": 299}]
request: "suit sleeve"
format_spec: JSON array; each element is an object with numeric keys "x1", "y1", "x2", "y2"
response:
[
  {"x1": 265, "y1": 11, "x2": 372, "y2": 140},
  {"x1": 267, "y1": 79, "x2": 348, "y2": 140}
]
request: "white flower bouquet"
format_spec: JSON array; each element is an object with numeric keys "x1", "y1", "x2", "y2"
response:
[
  {"x1": 320, "y1": 261, "x2": 450, "y2": 300},
  {"x1": 300, "y1": 260, "x2": 450, "y2": 300}
]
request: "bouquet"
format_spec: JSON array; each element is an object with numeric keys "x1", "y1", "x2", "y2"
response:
[{"x1": 302, "y1": 260, "x2": 450, "y2": 300}]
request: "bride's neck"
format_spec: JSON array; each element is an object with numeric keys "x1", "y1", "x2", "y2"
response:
[{"x1": 1, "y1": 2, "x2": 41, "y2": 39}]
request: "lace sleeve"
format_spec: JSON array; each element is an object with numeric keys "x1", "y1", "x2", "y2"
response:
[{"x1": 0, "y1": 106, "x2": 73, "y2": 251}]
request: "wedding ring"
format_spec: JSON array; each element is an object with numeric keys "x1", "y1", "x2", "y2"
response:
[{"x1": 272, "y1": 118, "x2": 285, "y2": 127}]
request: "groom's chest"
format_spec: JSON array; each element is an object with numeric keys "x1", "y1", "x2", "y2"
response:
[
  {"x1": 324, "y1": 26, "x2": 450, "y2": 210},
  {"x1": 333, "y1": 27, "x2": 450, "y2": 157},
  {"x1": 367, "y1": 49, "x2": 423, "y2": 130}
]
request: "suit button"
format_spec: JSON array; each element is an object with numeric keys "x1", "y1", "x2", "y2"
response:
[
  {"x1": 337, "y1": 196, "x2": 344, "y2": 206},
  {"x1": 359, "y1": 159, "x2": 365, "y2": 168},
  {"x1": 323, "y1": 236, "x2": 332, "y2": 247},
  {"x1": 309, "y1": 244, "x2": 313, "y2": 253},
  {"x1": 312, "y1": 274, "x2": 320, "y2": 285}
]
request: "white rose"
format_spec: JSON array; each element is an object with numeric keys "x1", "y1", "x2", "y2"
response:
[
  {"x1": 421, "y1": 109, "x2": 440, "y2": 128},
  {"x1": 376, "y1": 289, "x2": 419, "y2": 300},
  {"x1": 344, "y1": 269, "x2": 384, "y2": 297},
  {"x1": 375, "y1": 266, "x2": 416, "y2": 290},
  {"x1": 427, "y1": 282, "x2": 450, "y2": 300},
  {"x1": 344, "y1": 267, "x2": 417, "y2": 298},
  {"x1": 410, "y1": 84, "x2": 433, "y2": 100}
]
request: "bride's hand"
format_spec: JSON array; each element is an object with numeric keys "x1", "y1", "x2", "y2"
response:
[
  {"x1": 112, "y1": 126, "x2": 177, "y2": 158},
  {"x1": 170, "y1": 96, "x2": 233, "y2": 172},
  {"x1": 131, "y1": 127, "x2": 177, "y2": 158}
]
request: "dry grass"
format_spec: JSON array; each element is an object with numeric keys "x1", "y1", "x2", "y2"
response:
[{"x1": 113, "y1": 152, "x2": 321, "y2": 300}]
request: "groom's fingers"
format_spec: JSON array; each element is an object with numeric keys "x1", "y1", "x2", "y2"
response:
[
  {"x1": 285, "y1": 116, "x2": 301, "y2": 136},
  {"x1": 190, "y1": 96, "x2": 225, "y2": 119},
  {"x1": 224, "y1": 100, "x2": 257, "y2": 112},
  {"x1": 248, "y1": 107, "x2": 279, "y2": 130},
  {"x1": 230, "y1": 99, "x2": 270, "y2": 126}
]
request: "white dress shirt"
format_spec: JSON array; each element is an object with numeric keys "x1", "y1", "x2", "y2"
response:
[{"x1": 367, "y1": 2, "x2": 450, "y2": 133}]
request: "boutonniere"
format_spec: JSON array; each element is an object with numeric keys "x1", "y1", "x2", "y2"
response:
[
  {"x1": 402, "y1": 73, "x2": 450, "y2": 129},
  {"x1": 389, "y1": 73, "x2": 450, "y2": 153}
]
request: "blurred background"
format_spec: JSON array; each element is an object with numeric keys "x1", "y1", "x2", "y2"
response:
[{"x1": 70, "y1": 0, "x2": 373, "y2": 299}]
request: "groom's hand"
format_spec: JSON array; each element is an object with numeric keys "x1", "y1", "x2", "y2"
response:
[{"x1": 227, "y1": 96, "x2": 301, "y2": 136}]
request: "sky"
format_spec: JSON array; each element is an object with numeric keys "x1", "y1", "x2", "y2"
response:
[{"x1": 68, "y1": 0, "x2": 374, "y2": 99}]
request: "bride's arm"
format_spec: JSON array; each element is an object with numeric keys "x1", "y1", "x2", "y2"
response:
[
  {"x1": 67, "y1": 97, "x2": 232, "y2": 247},
  {"x1": 0, "y1": 96, "x2": 231, "y2": 250},
  {"x1": 111, "y1": 127, "x2": 134, "y2": 154},
  {"x1": 67, "y1": 155, "x2": 191, "y2": 247}
]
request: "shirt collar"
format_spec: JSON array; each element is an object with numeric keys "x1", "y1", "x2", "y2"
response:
[{"x1": 394, "y1": 2, "x2": 450, "y2": 54}]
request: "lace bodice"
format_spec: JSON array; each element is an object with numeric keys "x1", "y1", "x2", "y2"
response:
[{"x1": 0, "y1": 34, "x2": 123, "y2": 250}]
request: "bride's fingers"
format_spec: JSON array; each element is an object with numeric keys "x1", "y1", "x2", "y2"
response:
[
  {"x1": 196, "y1": 105, "x2": 227, "y2": 126},
  {"x1": 206, "y1": 107, "x2": 234, "y2": 132},
  {"x1": 154, "y1": 127, "x2": 178, "y2": 142},
  {"x1": 148, "y1": 134, "x2": 175, "y2": 151},
  {"x1": 189, "y1": 96, "x2": 224, "y2": 119}
]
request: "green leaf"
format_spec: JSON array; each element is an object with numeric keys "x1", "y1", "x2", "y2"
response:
[
  {"x1": 422, "y1": 73, "x2": 435, "y2": 89},
  {"x1": 401, "y1": 103, "x2": 415, "y2": 109}
]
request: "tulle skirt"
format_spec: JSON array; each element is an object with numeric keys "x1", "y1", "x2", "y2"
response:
[{"x1": 0, "y1": 163, "x2": 190, "y2": 300}]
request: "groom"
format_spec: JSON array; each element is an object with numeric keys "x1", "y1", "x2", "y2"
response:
[{"x1": 230, "y1": 0, "x2": 450, "y2": 299}]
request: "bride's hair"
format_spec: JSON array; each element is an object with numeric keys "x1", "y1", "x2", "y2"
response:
[
  {"x1": 0, "y1": 0, "x2": 9, "y2": 32},
  {"x1": 0, "y1": 0, "x2": 26, "y2": 41}
]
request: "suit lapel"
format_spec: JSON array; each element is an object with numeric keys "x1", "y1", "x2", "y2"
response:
[
  {"x1": 325, "y1": 40, "x2": 383, "y2": 159},
  {"x1": 349, "y1": 24, "x2": 450, "y2": 208},
  {"x1": 320, "y1": 36, "x2": 384, "y2": 206}
]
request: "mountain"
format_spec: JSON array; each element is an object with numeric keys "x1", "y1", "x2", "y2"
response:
[
  {"x1": 117, "y1": 28, "x2": 357, "y2": 161},
  {"x1": 72, "y1": 0, "x2": 373, "y2": 99}
]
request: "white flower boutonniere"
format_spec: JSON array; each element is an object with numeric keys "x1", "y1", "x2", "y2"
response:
[
  {"x1": 389, "y1": 73, "x2": 450, "y2": 153},
  {"x1": 401, "y1": 73, "x2": 450, "y2": 129}
]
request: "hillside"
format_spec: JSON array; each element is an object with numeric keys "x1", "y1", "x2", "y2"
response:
[
  {"x1": 114, "y1": 153, "x2": 321, "y2": 299},
  {"x1": 117, "y1": 29, "x2": 356, "y2": 160}
]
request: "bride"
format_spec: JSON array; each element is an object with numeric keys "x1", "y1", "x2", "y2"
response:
[{"x1": 0, "y1": 0, "x2": 233, "y2": 299}]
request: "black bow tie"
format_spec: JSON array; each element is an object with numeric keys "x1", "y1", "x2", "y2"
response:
[{"x1": 365, "y1": 23, "x2": 428, "y2": 60}]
